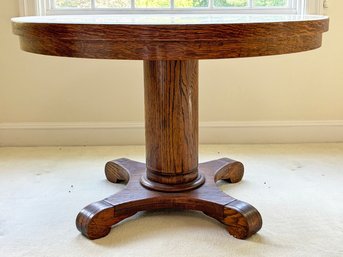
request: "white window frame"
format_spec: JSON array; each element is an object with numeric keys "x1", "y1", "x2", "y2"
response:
[{"x1": 19, "y1": 0, "x2": 326, "y2": 16}]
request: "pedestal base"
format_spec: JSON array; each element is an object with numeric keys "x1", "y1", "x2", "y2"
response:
[{"x1": 76, "y1": 158, "x2": 262, "y2": 240}]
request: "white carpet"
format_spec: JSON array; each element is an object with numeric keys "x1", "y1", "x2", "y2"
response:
[{"x1": 1, "y1": 144, "x2": 343, "y2": 257}]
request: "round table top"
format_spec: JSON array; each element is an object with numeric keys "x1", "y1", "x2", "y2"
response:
[{"x1": 12, "y1": 14, "x2": 329, "y2": 60}]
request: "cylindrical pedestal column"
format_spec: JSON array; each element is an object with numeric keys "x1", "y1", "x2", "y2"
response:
[{"x1": 141, "y1": 60, "x2": 204, "y2": 191}]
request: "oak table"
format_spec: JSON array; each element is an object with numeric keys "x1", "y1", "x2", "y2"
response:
[{"x1": 12, "y1": 14, "x2": 329, "y2": 240}]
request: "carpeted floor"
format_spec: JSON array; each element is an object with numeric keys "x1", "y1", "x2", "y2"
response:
[{"x1": 0, "y1": 144, "x2": 342, "y2": 257}]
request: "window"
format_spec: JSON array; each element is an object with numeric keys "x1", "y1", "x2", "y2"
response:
[
  {"x1": 51, "y1": 0, "x2": 295, "y2": 10},
  {"x1": 19, "y1": 0, "x2": 326, "y2": 16}
]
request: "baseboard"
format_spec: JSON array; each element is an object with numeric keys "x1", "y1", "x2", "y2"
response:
[{"x1": 1, "y1": 121, "x2": 343, "y2": 146}]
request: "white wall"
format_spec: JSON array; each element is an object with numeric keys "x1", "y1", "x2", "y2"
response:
[{"x1": 1, "y1": 1, "x2": 342, "y2": 146}]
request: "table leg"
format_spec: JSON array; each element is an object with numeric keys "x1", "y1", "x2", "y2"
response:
[
  {"x1": 76, "y1": 60, "x2": 262, "y2": 240},
  {"x1": 141, "y1": 60, "x2": 205, "y2": 191}
]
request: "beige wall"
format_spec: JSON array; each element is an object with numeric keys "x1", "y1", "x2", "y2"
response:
[{"x1": 0, "y1": 1, "x2": 342, "y2": 145}]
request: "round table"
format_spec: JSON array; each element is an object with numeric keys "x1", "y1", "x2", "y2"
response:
[{"x1": 12, "y1": 14, "x2": 329, "y2": 240}]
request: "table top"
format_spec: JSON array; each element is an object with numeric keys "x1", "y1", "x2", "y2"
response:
[{"x1": 12, "y1": 14, "x2": 329, "y2": 60}]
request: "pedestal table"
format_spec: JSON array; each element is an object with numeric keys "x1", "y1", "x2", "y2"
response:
[{"x1": 12, "y1": 14, "x2": 329, "y2": 240}]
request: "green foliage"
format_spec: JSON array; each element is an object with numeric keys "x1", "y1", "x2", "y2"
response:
[
  {"x1": 214, "y1": 0, "x2": 246, "y2": 7},
  {"x1": 136, "y1": 0, "x2": 170, "y2": 8},
  {"x1": 56, "y1": 0, "x2": 91, "y2": 8},
  {"x1": 175, "y1": 0, "x2": 208, "y2": 7},
  {"x1": 254, "y1": 0, "x2": 287, "y2": 7},
  {"x1": 96, "y1": 0, "x2": 130, "y2": 8},
  {"x1": 213, "y1": 0, "x2": 286, "y2": 7}
]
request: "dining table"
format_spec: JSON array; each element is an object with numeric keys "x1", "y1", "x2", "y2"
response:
[{"x1": 12, "y1": 13, "x2": 329, "y2": 240}]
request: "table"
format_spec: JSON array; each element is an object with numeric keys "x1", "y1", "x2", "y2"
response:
[{"x1": 12, "y1": 14, "x2": 329, "y2": 240}]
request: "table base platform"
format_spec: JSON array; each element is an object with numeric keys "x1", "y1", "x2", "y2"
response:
[{"x1": 76, "y1": 158, "x2": 262, "y2": 240}]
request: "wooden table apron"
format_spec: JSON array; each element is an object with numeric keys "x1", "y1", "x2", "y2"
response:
[{"x1": 12, "y1": 15, "x2": 329, "y2": 240}]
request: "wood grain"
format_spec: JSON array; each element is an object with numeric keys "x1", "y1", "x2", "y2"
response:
[
  {"x1": 144, "y1": 60, "x2": 198, "y2": 185},
  {"x1": 76, "y1": 158, "x2": 262, "y2": 240},
  {"x1": 12, "y1": 18, "x2": 329, "y2": 60}
]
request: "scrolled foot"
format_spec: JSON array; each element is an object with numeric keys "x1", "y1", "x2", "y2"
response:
[
  {"x1": 105, "y1": 158, "x2": 130, "y2": 183},
  {"x1": 214, "y1": 158, "x2": 244, "y2": 183},
  {"x1": 76, "y1": 200, "x2": 114, "y2": 239},
  {"x1": 223, "y1": 200, "x2": 262, "y2": 239},
  {"x1": 76, "y1": 200, "x2": 136, "y2": 240}
]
